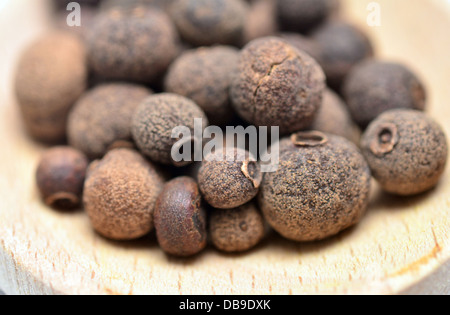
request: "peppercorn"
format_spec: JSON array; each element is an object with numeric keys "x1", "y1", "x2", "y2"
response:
[
  {"x1": 310, "y1": 88, "x2": 361, "y2": 144},
  {"x1": 311, "y1": 21, "x2": 374, "y2": 91},
  {"x1": 164, "y1": 46, "x2": 239, "y2": 125},
  {"x1": 198, "y1": 147, "x2": 262, "y2": 209},
  {"x1": 277, "y1": 0, "x2": 331, "y2": 34},
  {"x1": 242, "y1": 0, "x2": 278, "y2": 45},
  {"x1": 259, "y1": 131, "x2": 371, "y2": 242},
  {"x1": 209, "y1": 202, "x2": 265, "y2": 253},
  {"x1": 230, "y1": 37, "x2": 326, "y2": 135},
  {"x1": 87, "y1": 6, "x2": 178, "y2": 83},
  {"x1": 15, "y1": 32, "x2": 87, "y2": 143},
  {"x1": 169, "y1": 0, "x2": 248, "y2": 46},
  {"x1": 360, "y1": 109, "x2": 448, "y2": 196},
  {"x1": 131, "y1": 93, "x2": 209, "y2": 166},
  {"x1": 154, "y1": 177, "x2": 207, "y2": 257},
  {"x1": 36, "y1": 146, "x2": 89, "y2": 209},
  {"x1": 67, "y1": 83, "x2": 152, "y2": 159},
  {"x1": 83, "y1": 148, "x2": 164, "y2": 240},
  {"x1": 343, "y1": 60, "x2": 427, "y2": 128}
]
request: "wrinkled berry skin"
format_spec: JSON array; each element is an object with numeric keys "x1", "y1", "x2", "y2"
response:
[
  {"x1": 154, "y1": 177, "x2": 207, "y2": 257},
  {"x1": 230, "y1": 37, "x2": 325, "y2": 135},
  {"x1": 361, "y1": 109, "x2": 447, "y2": 196},
  {"x1": 36, "y1": 146, "x2": 88, "y2": 209}
]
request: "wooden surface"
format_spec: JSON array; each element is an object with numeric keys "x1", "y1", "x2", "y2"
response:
[{"x1": 0, "y1": 0, "x2": 449, "y2": 295}]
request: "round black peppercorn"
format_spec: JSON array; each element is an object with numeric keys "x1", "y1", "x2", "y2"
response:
[
  {"x1": 15, "y1": 32, "x2": 87, "y2": 143},
  {"x1": 164, "y1": 46, "x2": 239, "y2": 125},
  {"x1": 311, "y1": 21, "x2": 374, "y2": 91},
  {"x1": 259, "y1": 131, "x2": 371, "y2": 242},
  {"x1": 310, "y1": 88, "x2": 361, "y2": 144},
  {"x1": 83, "y1": 148, "x2": 164, "y2": 240},
  {"x1": 209, "y1": 202, "x2": 265, "y2": 253},
  {"x1": 87, "y1": 6, "x2": 178, "y2": 83},
  {"x1": 169, "y1": 0, "x2": 248, "y2": 46},
  {"x1": 67, "y1": 83, "x2": 151, "y2": 159},
  {"x1": 343, "y1": 60, "x2": 427, "y2": 128},
  {"x1": 132, "y1": 93, "x2": 209, "y2": 166},
  {"x1": 154, "y1": 176, "x2": 207, "y2": 257},
  {"x1": 230, "y1": 37, "x2": 326, "y2": 135},
  {"x1": 277, "y1": 0, "x2": 331, "y2": 33},
  {"x1": 198, "y1": 147, "x2": 262, "y2": 209},
  {"x1": 36, "y1": 146, "x2": 89, "y2": 209},
  {"x1": 360, "y1": 109, "x2": 448, "y2": 196}
]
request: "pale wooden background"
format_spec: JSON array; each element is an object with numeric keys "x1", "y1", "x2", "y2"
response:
[{"x1": 0, "y1": 0, "x2": 449, "y2": 295}]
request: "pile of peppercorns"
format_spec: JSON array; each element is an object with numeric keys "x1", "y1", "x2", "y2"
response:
[{"x1": 17, "y1": 0, "x2": 448, "y2": 257}]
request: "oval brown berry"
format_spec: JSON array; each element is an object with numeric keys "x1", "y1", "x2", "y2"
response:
[{"x1": 154, "y1": 177, "x2": 207, "y2": 257}]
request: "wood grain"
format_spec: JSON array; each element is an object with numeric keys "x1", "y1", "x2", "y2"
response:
[{"x1": 0, "y1": 0, "x2": 449, "y2": 295}]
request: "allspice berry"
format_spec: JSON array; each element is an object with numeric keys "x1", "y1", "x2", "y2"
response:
[
  {"x1": 277, "y1": 0, "x2": 331, "y2": 33},
  {"x1": 343, "y1": 60, "x2": 427, "y2": 128},
  {"x1": 259, "y1": 131, "x2": 371, "y2": 242},
  {"x1": 198, "y1": 147, "x2": 262, "y2": 209},
  {"x1": 361, "y1": 109, "x2": 448, "y2": 196},
  {"x1": 164, "y1": 46, "x2": 239, "y2": 125},
  {"x1": 15, "y1": 32, "x2": 87, "y2": 143},
  {"x1": 209, "y1": 202, "x2": 265, "y2": 253},
  {"x1": 154, "y1": 177, "x2": 207, "y2": 257},
  {"x1": 83, "y1": 148, "x2": 164, "y2": 240},
  {"x1": 36, "y1": 146, "x2": 88, "y2": 209},
  {"x1": 312, "y1": 21, "x2": 374, "y2": 91},
  {"x1": 230, "y1": 37, "x2": 326, "y2": 135},
  {"x1": 87, "y1": 6, "x2": 178, "y2": 83},
  {"x1": 169, "y1": 0, "x2": 248, "y2": 46},
  {"x1": 68, "y1": 83, "x2": 152, "y2": 159},
  {"x1": 310, "y1": 89, "x2": 361, "y2": 144},
  {"x1": 132, "y1": 93, "x2": 209, "y2": 166}
]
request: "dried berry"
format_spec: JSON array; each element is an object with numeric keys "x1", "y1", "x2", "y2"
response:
[
  {"x1": 169, "y1": 0, "x2": 248, "y2": 46},
  {"x1": 310, "y1": 89, "x2": 361, "y2": 144},
  {"x1": 361, "y1": 109, "x2": 448, "y2": 196},
  {"x1": 15, "y1": 32, "x2": 87, "y2": 143},
  {"x1": 87, "y1": 6, "x2": 178, "y2": 83},
  {"x1": 68, "y1": 83, "x2": 152, "y2": 159},
  {"x1": 343, "y1": 60, "x2": 426, "y2": 128},
  {"x1": 198, "y1": 147, "x2": 262, "y2": 209},
  {"x1": 154, "y1": 177, "x2": 207, "y2": 257},
  {"x1": 165, "y1": 46, "x2": 239, "y2": 125},
  {"x1": 83, "y1": 148, "x2": 164, "y2": 240},
  {"x1": 312, "y1": 21, "x2": 374, "y2": 91},
  {"x1": 242, "y1": 0, "x2": 278, "y2": 45},
  {"x1": 259, "y1": 131, "x2": 371, "y2": 242},
  {"x1": 209, "y1": 202, "x2": 265, "y2": 253},
  {"x1": 36, "y1": 146, "x2": 88, "y2": 209},
  {"x1": 132, "y1": 93, "x2": 209, "y2": 166},
  {"x1": 277, "y1": 0, "x2": 331, "y2": 33},
  {"x1": 230, "y1": 37, "x2": 325, "y2": 135}
]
